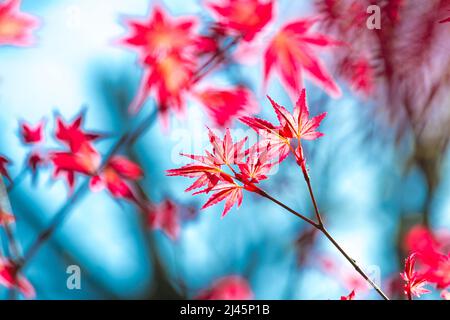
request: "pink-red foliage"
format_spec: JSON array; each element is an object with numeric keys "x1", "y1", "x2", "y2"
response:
[
  {"x1": 264, "y1": 18, "x2": 341, "y2": 98},
  {"x1": 196, "y1": 275, "x2": 253, "y2": 300},
  {"x1": 0, "y1": 257, "x2": 34, "y2": 299},
  {"x1": 0, "y1": 0, "x2": 39, "y2": 47}
]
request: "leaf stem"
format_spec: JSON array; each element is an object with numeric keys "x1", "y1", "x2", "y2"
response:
[
  {"x1": 290, "y1": 142, "x2": 388, "y2": 299},
  {"x1": 319, "y1": 226, "x2": 389, "y2": 300},
  {"x1": 296, "y1": 143, "x2": 323, "y2": 226}
]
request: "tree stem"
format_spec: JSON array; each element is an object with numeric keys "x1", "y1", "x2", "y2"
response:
[
  {"x1": 319, "y1": 226, "x2": 389, "y2": 300},
  {"x1": 255, "y1": 187, "x2": 390, "y2": 300}
]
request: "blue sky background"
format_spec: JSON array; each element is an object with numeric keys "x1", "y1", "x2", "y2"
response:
[{"x1": 0, "y1": 0, "x2": 448, "y2": 299}]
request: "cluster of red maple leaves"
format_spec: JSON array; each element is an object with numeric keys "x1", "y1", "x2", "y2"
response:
[
  {"x1": 0, "y1": 0, "x2": 449, "y2": 300},
  {"x1": 167, "y1": 89, "x2": 326, "y2": 216},
  {"x1": 120, "y1": 0, "x2": 351, "y2": 127}
]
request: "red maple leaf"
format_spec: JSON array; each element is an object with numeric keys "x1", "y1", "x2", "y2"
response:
[
  {"x1": 404, "y1": 225, "x2": 450, "y2": 290},
  {"x1": 166, "y1": 162, "x2": 229, "y2": 195},
  {"x1": 0, "y1": 155, "x2": 12, "y2": 183},
  {"x1": 267, "y1": 89, "x2": 327, "y2": 141},
  {"x1": 55, "y1": 115, "x2": 100, "y2": 153},
  {"x1": 239, "y1": 115, "x2": 291, "y2": 163},
  {"x1": 122, "y1": 6, "x2": 199, "y2": 61},
  {"x1": 240, "y1": 90, "x2": 327, "y2": 165},
  {"x1": 20, "y1": 120, "x2": 45, "y2": 144},
  {"x1": 168, "y1": 90, "x2": 326, "y2": 217},
  {"x1": 340, "y1": 289, "x2": 355, "y2": 300},
  {"x1": 147, "y1": 199, "x2": 181, "y2": 241},
  {"x1": 129, "y1": 52, "x2": 196, "y2": 121},
  {"x1": 122, "y1": 6, "x2": 202, "y2": 122},
  {"x1": 201, "y1": 183, "x2": 243, "y2": 217},
  {"x1": 90, "y1": 156, "x2": 142, "y2": 203},
  {"x1": 401, "y1": 253, "x2": 431, "y2": 299},
  {"x1": 50, "y1": 146, "x2": 100, "y2": 192},
  {"x1": 264, "y1": 18, "x2": 341, "y2": 98},
  {"x1": 167, "y1": 128, "x2": 250, "y2": 217},
  {"x1": 207, "y1": 128, "x2": 248, "y2": 166},
  {"x1": 237, "y1": 147, "x2": 273, "y2": 184},
  {"x1": 196, "y1": 275, "x2": 253, "y2": 300},
  {"x1": 196, "y1": 86, "x2": 257, "y2": 128},
  {"x1": 50, "y1": 115, "x2": 101, "y2": 192},
  {"x1": 0, "y1": 257, "x2": 35, "y2": 299},
  {"x1": 207, "y1": 0, "x2": 273, "y2": 42},
  {"x1": 0, "y1": 0, "x2": 39, "y2": 47}
]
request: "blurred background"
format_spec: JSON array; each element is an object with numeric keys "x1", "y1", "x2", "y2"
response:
[{"x1": 0, "y1": 0, "x2": 449, "y2": 299}]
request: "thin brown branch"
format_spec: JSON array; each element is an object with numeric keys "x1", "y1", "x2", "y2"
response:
[{"x1": 256, "y1": 187, "x2": 389, "y2": 300}]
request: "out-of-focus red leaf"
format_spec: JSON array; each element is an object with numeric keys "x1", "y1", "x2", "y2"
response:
[
  {"x1": 0, "y1": 257, "x2": 35, "y2": 299},
  {"x1": 207, "y1": 0, "x2": 273, "y2": 42},
  {"x1": 264, "y1": 18, "x2": 341, "y2": 98},
  {"x1": 147, "y1": 199, "x2": 180, "y2": 241},
  {"x1": 196, "y1": 86, "x2": 257, "y2": 128},
  {"x1": 0, "y1": 0, "x2": 39, "y2": 47},
  {"x1": 196, "y1": 275, "x2": 253, "y2": 300}
]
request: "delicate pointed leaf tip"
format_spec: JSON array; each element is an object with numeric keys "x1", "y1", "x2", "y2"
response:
[
  {"x1": 264, "y1": 18, "x2": 341, "y2": 98},
  {"x1": 401, "y1": 253, "x2": 431, "y2": 299},
  {"x1": 340, "y1": 290, "x2": 355, "y2": 300}
]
